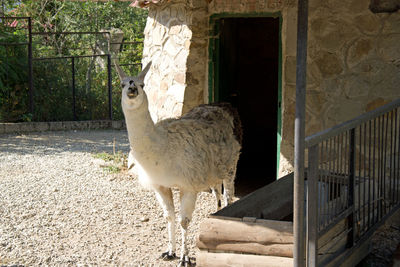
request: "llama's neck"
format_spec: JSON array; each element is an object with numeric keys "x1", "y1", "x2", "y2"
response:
[{"x1": 123, "y1": 99, "x2": 164, "y2": 163}]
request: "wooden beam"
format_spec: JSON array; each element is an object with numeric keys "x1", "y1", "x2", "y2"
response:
[
  {"x1": 197, "y1": 251, "x2": 293, "y2": 267},
  {"x1": 198, "y1": 241, "x2": 293, "y2": 258},
  {"x1": 214, "y1": 172, "x2": 294, "y2": 220},
  {"x1": 197, "y1": 217, "x2": 293, "y2": 257}
]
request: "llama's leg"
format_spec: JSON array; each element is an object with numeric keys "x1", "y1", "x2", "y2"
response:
[
  {"x1": 178, "y1": 190, "x2": 197, "y2": 266},
  {"x1": 153, "y1": 186, "x2": 177, "y2": 260},
  {"x1": 211, "y1": 185, "x2": 223, "y2": 211},
  {"x1": 223, "y1": 178, "x2": 235, "y2": 207}
]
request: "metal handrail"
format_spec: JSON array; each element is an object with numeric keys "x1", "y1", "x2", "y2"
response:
[
  {"x1": 32, "y1": 54, "x2": 110, "y2": 61},
  {"x1": 0, "y1": 16, "x2": 139, "y2": 122},
  {"x1": 306, "y1": 97, "x2": 400, "y2": 266},
  {"x1": 0, "y1": 16, "x2": 30, "y2": 19},
  {"x1": 31, "y1": 31, "x2": 110, "y2": 35},
  {"x1": 305, "y1": 98, "x2": 400, "y2": 147}
]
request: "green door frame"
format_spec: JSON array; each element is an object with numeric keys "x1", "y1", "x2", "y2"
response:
[{"x1": 208, "y1": 12, "x2": 283, "y2": 178}]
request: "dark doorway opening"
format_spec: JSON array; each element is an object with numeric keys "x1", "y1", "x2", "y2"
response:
[{"x1": 215, "y1": 17, "x2": 281, "y2": 196}]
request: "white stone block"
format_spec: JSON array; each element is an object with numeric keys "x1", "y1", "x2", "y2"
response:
[{"x1": 167, "y1": 84, "x2": 185, "y2": 103}]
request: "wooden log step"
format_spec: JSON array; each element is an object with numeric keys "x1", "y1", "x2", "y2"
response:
[
  {"x1": 196, "y1": 251, "x2": 293, "y2": 267},
  {"x1": 198, "y1": 241, "x2": 293, "y2": 258},
  {"x1": 197, "y1": 217, "x2": 293, "y2": 257}
]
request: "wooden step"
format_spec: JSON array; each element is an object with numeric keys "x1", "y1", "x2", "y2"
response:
[
  {"x1": 214, "y1": 172, "x2": 294, "y2": 220},
  {"x1": 197, "y1": 217, "x2": 293, "y2": 257},
  {"x1": 197, "y1": 251, "x2": 293, "y2": 267}
]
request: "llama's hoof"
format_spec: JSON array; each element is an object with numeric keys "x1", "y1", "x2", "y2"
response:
[
  {"x1": 161, "y1": 251, "x2": 177, "y2": 261},
  {"x1": 178, "y1": 255, "x2": 195, "y2": 267}
]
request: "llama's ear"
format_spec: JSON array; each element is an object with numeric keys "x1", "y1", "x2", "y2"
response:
[
  {"x1": 137, "y1": 61, "x2": 152, "y2": 83},
  {"x1": 114, "y1": 61, "x2": 127, "y2": 80}
]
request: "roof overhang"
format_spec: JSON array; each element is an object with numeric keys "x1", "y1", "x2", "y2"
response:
[
  {"x1": 129, "y1": 0, "x2": 212, "y2": 8},
  {"x1": 77, "y1": 0, "x2": 399, "y2": 12},
  {"x1": 130, "y1": 0, "x2": 168, "y2": 8}
]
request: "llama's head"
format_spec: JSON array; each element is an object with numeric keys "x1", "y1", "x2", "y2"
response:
[{"x1": 116, "y1": 61, "x2": 152, "y2": 110}]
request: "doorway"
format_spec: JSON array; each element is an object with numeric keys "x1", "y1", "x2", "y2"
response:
[{"x1": 210, "y1": 16, "x2": 282, "y2": 196}]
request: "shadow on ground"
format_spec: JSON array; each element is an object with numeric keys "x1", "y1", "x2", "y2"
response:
[{"x1": 0, "y1": 129, "x2": 130, "y2": 155}]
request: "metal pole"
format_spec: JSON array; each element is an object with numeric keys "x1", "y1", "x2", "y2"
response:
[
  {"x1": 348, "y1": 128, "x2": 356, "y2": 247},
  {"x1": 72, "y1": 57, "x2": 77, "y2": 121},
  {"x1": 307, "y1": 144, "x2": 319, "y2": 266},
  {"x1": 28, "y1": 17, "x2": 34, "y2": 117},
  {"x1": 294, "y1": 0, "x2": 308, "y2": 266},
  {"x1": 107, "y1": 54, "x2": 113, "y2": 121}
]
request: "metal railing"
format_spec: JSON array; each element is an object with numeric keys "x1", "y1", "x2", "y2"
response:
[
  {"x1": 33, "y1": 54, "x2": 113, "y2": 121},
  {"x1": 1, "y1": 16, "x2": 143, "y2": 122},
  {"x1": 306, "y1": 98, "x2": 400, "y2": 266},
  {"x1": 0, "y1": 16, "x2": 33, "y2": 115}
]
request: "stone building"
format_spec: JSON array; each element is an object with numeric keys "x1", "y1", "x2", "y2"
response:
[{"x1": 130, "y1": 0, "x2": 400, "y2": 193}]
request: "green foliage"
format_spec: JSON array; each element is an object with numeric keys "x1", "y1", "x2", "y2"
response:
[
  {"x1": 102, "y1": 165, "x2": 121, "y2": 173},
  {"x1": 32, "y1": 58, "x2": 74, "y2": 121},
  {"x1": 94, "y1": 151, "x2": 116, "y2": 162},
  {"x1": 0, "y1": 29, "x2": 30, "y2": 122},
  {"x1": 93, "y1": 151, "x2": 127, "y2": 173},
  {"x1": 0, "y1": 0, "x2": 148, "y2": 122},
  {"x1": 21, "y1": 113, "x2": 32, "y2": 122}
]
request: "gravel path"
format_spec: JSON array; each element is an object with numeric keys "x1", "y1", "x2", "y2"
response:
[{"x1": 0, "y1": 130, "x2": 215, "y2": 266}]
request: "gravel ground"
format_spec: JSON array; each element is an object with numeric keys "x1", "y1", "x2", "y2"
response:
[
  {"x1": 358, "y1": 217, "x2": 400, "y2": 267},
  {"x1": 1, "y1": 129, "x2": 399, "y2": 267},
  {"x1": 0, "y1": 130, "x2": 215, "y2": 266}
]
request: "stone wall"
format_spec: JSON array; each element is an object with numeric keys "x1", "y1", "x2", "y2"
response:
[
  {"x1": 141, "y1": 0, "x2": 192, "y2": 122},
  {"x1": 207, "y1": 0, "x2": 400, "y2": 176},
  {"x1": 306, "y1": 0, "x2": 400, "y2": 130},
  {"x1": 140, "y1": 0, "x2": 400, "y2": 177},
  {"x1": 285, "y1": 0, "x2": 400, "y2": 175},
  {"x1": 370, "y1": 0, "x2": 400, "y2": 13},
  {"x1": 0, "y1": 120, "x2": 126, "y2": 134},
  {"x1": 143, "y1": 0, "x2": 208, "y2": 121},
  {"x1": 141, "y1": 0, "x2": 209, "y2": 122},
  {"x1": 183, "y1": 0, "x2": 209, "y2": 114}
]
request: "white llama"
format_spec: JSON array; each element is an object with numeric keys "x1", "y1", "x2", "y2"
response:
[{"x1": 116, "y1": 61, "x2": 241, "y2": 266}]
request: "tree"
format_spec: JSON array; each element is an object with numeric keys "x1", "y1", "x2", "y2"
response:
[
  {"x1": 0, "y1": 28, "x2": 30, "y2": 121},
  {"x1": 0, "y1": 0, "x2": 148, "y2": 121}
]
